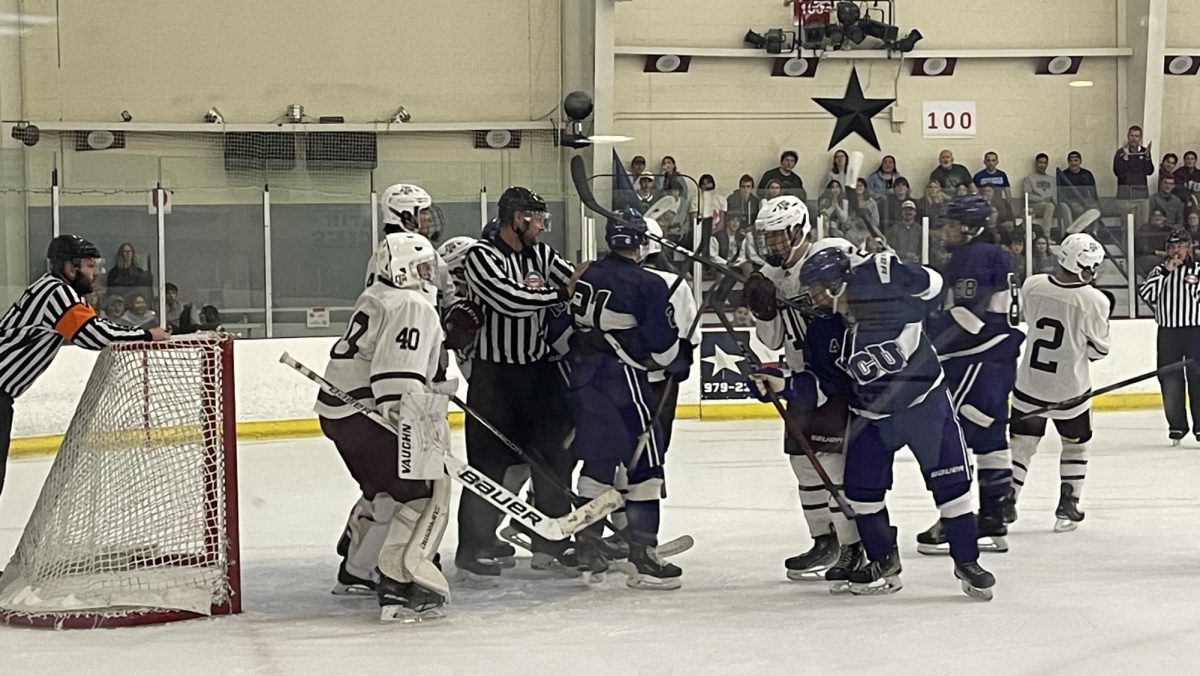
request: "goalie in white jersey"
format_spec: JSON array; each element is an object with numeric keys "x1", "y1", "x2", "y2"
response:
[
  {"x1": 1009, "y1": 233, "x2": 1111, "y2": 532},
  {"x1": 316, "y1": 231, "x2": 457, "y2": 622}
]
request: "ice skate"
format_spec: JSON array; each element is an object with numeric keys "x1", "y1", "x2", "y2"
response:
[
  {"x1": 1002, "y1": 488, "x2": 1019, "y2": 525},
  {"x1": 916, "y1": 520, "x2": 948, "y2": 556},
  {"x1": 378, "y1": 576, "x2": 446, "y2": 623},
  {"x1": 954, "y1": 561, "x2": 995, "y2": 601},
  {"x1": 976, "y1": 504, "x2": 1009, "y2": 553},
  {"x1": 331, "y1": 560, "x2": 377, "y2": 596},
  {"x1": 785, "y1": 531, "x2": 839, "y2": 579},
  {"x1": 600, "y1": 532, "x2": 631, "y2": 560},
  {"x1": 480, "y1": 541, "x2": 517, "y2": 569},
  {"x1": 825, "y1": 542, "x2": 865, "y2": 594},
  {"x1": 530, "y1": 542, "x2": 580, "y2": 578},
  {"x1": 498, "y1": 523, "x2": 533, "y2": 553},
  {"x1": 614, "y1": 543, "x2": 682, "y2": 590},
  {"x1": 575, "y1": 533, "x2": 611, "y2": 584},
  {"x1": 454, "y1": 551, "x2": 502, "y2": 588},
  {"x1": 848, "y1": 547, "x2": 902, "y2": 596},
  {"x1": 1054, "y1": 483, "x2": 1085, "y2": 532}
]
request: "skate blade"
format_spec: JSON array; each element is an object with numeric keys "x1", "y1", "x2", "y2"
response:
[
  {"x1": 495, "y1": 555, "x2": 517, "y2": 569},
  {"x1": 612, "y1": 562, "x2": 682, "y2": 591},
  {"x1": 453, "y1": 570, "x2": 500, "y2": 589},
  {"x1": 960, "y1": 581, "x2": 994, "y2": 601},
  {"x1": 978, "y1": 536, "x2": 1009, "y2": 553},
  {"x1": 1053, "y1": 519, "x2": 1080, "y2": 533},
  {"x1": 331, "y1": 582, "x2": 376, "y2": 597},
  {"x1": 530, "y1": 553, "x2": 582, "y2": 578},
  {"x1": 579, "y1": 569, "x2": 608, "y2": 585},
  {"x1": 916, "y1": 543, "x2": 950, "y2": 556},
  {"x1": 828, "y1": 580, "x2": 853, "y2": 595},
  {"x1": 786, "y1": 568, "x2": 830, "y2": 581},
  {"x1": 498, "y1": 525, "x2": 534, "y2": 553},
  {"x1": 1171, "y1": 438, "x2": 1182, "y2": 447},
  {"x1": 849, "y1": 575, "x2": 902, "y2": 596},
  {"x1": 380, "y1": 605, "x2": 446, "y2": 624}
]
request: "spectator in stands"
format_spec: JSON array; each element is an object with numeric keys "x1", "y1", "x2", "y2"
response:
[
  {"x1": 107, "y1": 242, "x2": 154, "y2": 302},
  {"x1": 1136, "y1": 207, "x2": 1173, "y2": 276},
  {"x1": 1174, "y1": 151, "x2": 1200, "y2": 202},
  {"x1": 981, "y1": 184, "x2": 1016, "y2": 231},
  {"x1": 1022, "y1": 153, "x2": 1060, "y2": 236},
  {"x1": 1008, "y1": 238, "x2": 1027, "y2": 283},
  {"x1": 727, "y1": 174, "x2": 761, "y2": 227},
  {"x1": 973, "y1": 151, "x2": 1012, "y2": 199},
  {"x1": 848, "y1": 178, "x2": 880, "y2": 233},
  {"x1": 885, "y1": 200, "x2": 923, "y2": 264},
  {"x1": 709, "y1": 214, "x2": 762, "y2": 274},
  {"x1": 627, "y1": 172, "x2": 658, "y2": 214},
  {"x1": 1149, "y1": 175, "x2": 1185, "y2": 226},
  {"x1": 733, "y1": 305, "x2": 755, "y2": 328},
  {"x1": 955, "y1": 183, "x2": 972, "y2": 197},
  {"x1": 103, "y1": 296, "x2": 129, "y2": 326},
  {"x1": 1058, "y1": 150, "x2": 1100, "y2": 228},
  {"x1": 629, "y1": 155, "x2": 646, "y2": 183},
  {"x1": 917, "y1": 179, "x2": 947, "y2": 221},
  {"x1": 763, "y1": 178, "x2": 784, "y2": 200},
  {"x1": 1187, "y1": 209, "x2": 1200, "y2": 241},
  {"x1": 818, "y1": 180, "x2": 850, "y2": 236},
  {"x1": 198, "y1": 305, "x2": 224, "y2": 332},
  {"x1": 689, "y1": 173, "x2": 727, "y2": 232},
  {"x1": 1032, "y1": 235, "x2": 1057, "y2": 275},
  {"x1": 164, "y1": 282, "x2": 199, "y2": 333},
  {"x1": 1113, "y1": 125, "x2": 1154, "y2": 222},
  {"x1": 827, "y1": 150, "x2": 850, "y2": 187},
  {"x1": 1159, "y1": 152, "x2": 1178, "y2": 189},
  {"x1": 878, "y1": 177, "x2": 914, "y2": 226},
  {"x1": 930, "y1": 149, "x2": 973, "y2": 195},
  {"x1": 866, "y1": 155, "x2": 903, "y2": 197},
  {"x1": 122, "y1": 294, "x2": 158, "y2": 330},
  {"x1": 758, "y1": 150, "x2": 806, "y2": 200},
  {"x1": 655, "y1": 156, "x2": 687, "y2": 199}
]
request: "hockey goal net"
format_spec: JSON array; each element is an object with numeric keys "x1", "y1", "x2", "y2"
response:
[{"x1": 0, "y1": 335, "x2": 240, "y2": 629}]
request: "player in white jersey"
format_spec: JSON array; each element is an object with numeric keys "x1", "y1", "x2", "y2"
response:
[
  {"x1": 316, "y1": 232, "x2": 458, "y2": 622},
  {"x1": 1009, "y1": 233, "x2": 1111, "y2": 532},
  {"x1": 742, "y1": 196, "x2": 859, "y2": 580}
]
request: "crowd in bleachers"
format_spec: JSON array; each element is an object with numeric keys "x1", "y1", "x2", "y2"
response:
[
  {"x1": 616, "y1": 127, "x2": 1200, "y2": 318},
  {"x1": 84, "y1": 242, "x2": 223, "y2": 334}
]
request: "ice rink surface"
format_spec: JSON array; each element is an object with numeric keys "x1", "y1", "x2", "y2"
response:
[{"x1": 2, "y1": 410, "x2": 1198, "y2": 676}]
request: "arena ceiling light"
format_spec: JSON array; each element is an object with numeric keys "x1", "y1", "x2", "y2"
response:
[
  {"x1": 771, "y1": 57, "x2": 819, "y2": 78},
  {"x1": 643, "y1": 54, "x2": 691, "y2": 73},
  {"x1": 1036, "y1": 56, "x2": 1083, "y2": 75},
  {"x1": 910, "y1": 57, "x2": 956, "y2": 77},
  {"x1": 586, "y1": 135, "x2": 634, "y2": 144},
  {"x1": 1165, "y1": 55, "x2": 1200, "y2": 76}
]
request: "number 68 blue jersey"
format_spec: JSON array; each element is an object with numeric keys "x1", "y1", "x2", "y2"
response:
[{"x1": 838, "y1": 251, "x2": 946, "y2": 417}]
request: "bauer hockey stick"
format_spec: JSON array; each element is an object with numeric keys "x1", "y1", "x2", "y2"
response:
[
  {"x1": 1016, "y1": 357, "x2": 1193, "y2": 419},
  {"x1": 279, "y1": 352, "x2": 621, "y2": 540}
]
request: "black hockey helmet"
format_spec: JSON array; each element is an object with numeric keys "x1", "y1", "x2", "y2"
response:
[
  {"x1": 498, "y1": 186, "x2": 548, "y2": 225},
  {"x1": 1166, "y1": 228, "x2": 1192, "y2": 246},
  {"x1": 47, "y1": 234, "x2": 101, "y2": 273}
]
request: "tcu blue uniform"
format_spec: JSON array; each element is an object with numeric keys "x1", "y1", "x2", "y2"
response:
[
  {"x1": 566, "y1": 252, "x2": 689, "y2": 549},
  {"x1": 811, "y1": 250, "x2": 987, "y2": 581},
  {"x1": 928, "y1": 237, "x2": 1023, "y2": 514}
]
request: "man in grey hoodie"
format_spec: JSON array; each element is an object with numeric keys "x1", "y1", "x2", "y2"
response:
[{"x1": 1021, "y1": 153, "x2": 1065, "y2": 236}]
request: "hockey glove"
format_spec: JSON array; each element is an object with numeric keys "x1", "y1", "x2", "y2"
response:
[
  {"x1": 747, "y1": 367, "x2": 820, "y2": 410},
  {"x1": 664, "y1": 340, "x2": 695, "y2": 382},
  {"x1": 442, "y1": 299, "x2": 482, "y2": 351},
  {"x1": 742, "y1": 272, "x2": 779, "y2": 321}
]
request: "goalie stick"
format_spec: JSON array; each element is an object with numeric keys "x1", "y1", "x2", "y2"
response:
[
  {"x1": 279, "y1": 352, "x2": 621, "y2": 541},
  {"x1": 1016, "y1": 358, "x2": 1193, "y2": 419},
  {"x1": 570, "y1": 154, "x2": 850, "y2": 516}
]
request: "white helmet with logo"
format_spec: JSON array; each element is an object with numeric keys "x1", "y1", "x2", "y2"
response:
[
  {"x1": 1057, "y1": 233, "x2": 1105, "y2": 279},
  {"x1": 754, "y1": 195, "x2": 812, "y2": 267},
  {"x1": 380, "y1": 183, "x2": 432, "y2": 232},
  {"x1": 374, "y1": 232, "x2": 438, "y2": 298}
]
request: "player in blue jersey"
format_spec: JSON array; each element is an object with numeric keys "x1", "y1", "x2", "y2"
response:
[
  {"x1": 564, "y1": 210, "x2": 693, "y2": 589},
  {"x1": 920, "y1": 194, "x2": 1025, "y2": 554},
  {"x1": 798, "y1": 245, "x2": 997, "y2": 600}
]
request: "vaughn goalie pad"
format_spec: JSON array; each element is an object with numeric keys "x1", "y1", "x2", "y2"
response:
[{"x1": 396, "y1": 392, "x2": 451, "y2": 481}]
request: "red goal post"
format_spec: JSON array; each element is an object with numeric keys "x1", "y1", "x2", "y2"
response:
[{"x1": 0, "y1": 335, "x2": 240, "y2": 629}]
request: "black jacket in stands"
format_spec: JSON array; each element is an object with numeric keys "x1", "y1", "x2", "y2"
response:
[
  {"x1": 463, "y1": 232, "x2": 573, "y2": 365},
  {"x1": 0, "y1": 274, "x2": 150, "y2": 398},
  {"x1": 1139, "y1": 256, "x2": 1200, "y2": 328}
]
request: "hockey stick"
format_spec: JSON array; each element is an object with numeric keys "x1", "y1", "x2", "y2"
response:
[
  {"x1": 707, "y1": 289, "x2": 855, "y2": 517},
  {"x1": 1015, "y1": 357, "x2": 1193, "y2": 419},
  {"x1": 279, "y1": 352, "x2": 621, "y2": 540}
]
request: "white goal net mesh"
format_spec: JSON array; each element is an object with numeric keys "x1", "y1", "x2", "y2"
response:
[{"x1": 0, "y1": 335, "x2": 239, "y2": 628}]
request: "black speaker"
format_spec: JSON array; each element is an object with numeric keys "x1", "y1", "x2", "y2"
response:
[
  {"x1": 223, "y1": 133, "x2": 296, "y2": 171},
  {"x1": 305, "y1": 132, "x2": 378, "y2": 170}
]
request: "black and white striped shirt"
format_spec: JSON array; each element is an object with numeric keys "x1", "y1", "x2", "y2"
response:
[
  {"x1": 1139, "y1": 256, "x2": 1200, "y2": 328},
  {"x1": 463, "y1": 234, "x2": 573, "y2": 364},
  {"x1": 0, "y1": 274, "x2": 150, "y2": 398}
]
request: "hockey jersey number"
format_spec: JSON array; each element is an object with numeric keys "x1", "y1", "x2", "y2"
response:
[
  {"x1": 395, "y1": 326, "x2": 421, "y2": 350},
  {"x1": 569, "y1": 280, "x2": 612, "y2": 329},
  {"x1": 843, "y1": 341, "x2": 908, "y2": 385},
  {"x1": 1029, "y1": 317, "x2": 1065, "y2": 373},
  {"x1": 331, "y1": 312, "x2": 370, "y2": 359}
]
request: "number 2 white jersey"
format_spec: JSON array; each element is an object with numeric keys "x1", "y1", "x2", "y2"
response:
[
  {"x1": 314, "y1": 283, "x2": 445, "y2": 421},
  {"x1": 1013, "y1": 274, "x2": 1111, "y2": 419}
]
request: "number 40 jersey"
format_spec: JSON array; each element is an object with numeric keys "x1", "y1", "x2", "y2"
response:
[
  {"x1": 315, "y1": 283, "x2": 445, "y2": 421},
  {"x1": 1013, "y1": 274, "x2": 1111, "y2": 419}
]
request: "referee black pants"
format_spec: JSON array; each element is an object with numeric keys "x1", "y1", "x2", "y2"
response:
[
  {"x1": 0, "y1": 393, "x2": 13, "y2": 500},
  {"x1": 457, "y1": 359, "x2": 574, "y2": 560},
  {"x1": 1156, "y1": 326, "x2": 1200, "y2": 438}
]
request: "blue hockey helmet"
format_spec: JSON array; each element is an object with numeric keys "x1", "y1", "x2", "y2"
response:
[
  {"x1": 606, "y1": 208, "x2": 648, "y2": 251},
  {"x1": 799, "y1": 245, "x2": 851, "y2": 292},
  {"x1": 942, "y1": 194, "x2": 992, "y2": 233}
]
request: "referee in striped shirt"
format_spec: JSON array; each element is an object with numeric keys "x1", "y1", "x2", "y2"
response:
[
  {"x1": 456, "y1": 186, "x2": 587, "y2": 578},
  {"x1": 1138, "y1": 228, "x2": 1200, "y2": 444},
  {"x1": 1, "y1": 235, "x2": 169, "y2": 502}
]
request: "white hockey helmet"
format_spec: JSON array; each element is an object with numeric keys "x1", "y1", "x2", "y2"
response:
[
  {"x1": 1057, "y1": 233, "x2": 1105, "y2": 280},
  {"x1": 806, "y1": 236, "x2": 858, "y2": 260},
  {"x1": 380, "y1": 183, "x2": 432, "y2": 231},
  {"x1": 374, "y1": 232, "x2": 438, "y2": 292},
  {"x1": 754, "y1": 196, "x2": 811, "y2": 267},
  {"x1": 437, "y1": 236, "x2": 476, "y2": 283},
  {"x1": 639, "y1": 216, "x2": 663, "y2": 260}
]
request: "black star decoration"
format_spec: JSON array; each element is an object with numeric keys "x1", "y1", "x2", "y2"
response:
[{"x1": 812, "y1": 68, "x2": 895, "y2": 151}]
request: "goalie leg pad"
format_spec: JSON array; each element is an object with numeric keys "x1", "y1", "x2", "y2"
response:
[
  {"x1": 396, "y1": 392, "x2": 451, "y2": 481},
  {"x1": 345, "y1": 494, "x2": 398, "y2": 582},
  {"x1": 378, "y1": 478, "x2": 452, "y2": 600}
]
